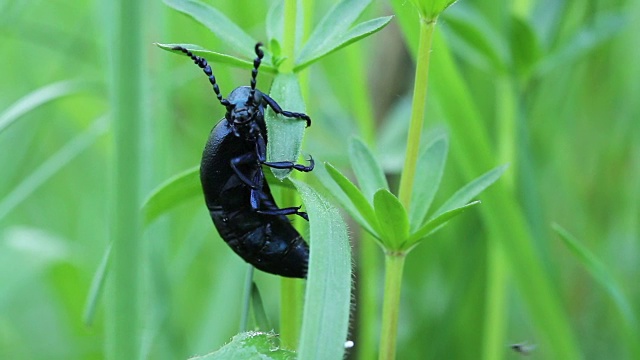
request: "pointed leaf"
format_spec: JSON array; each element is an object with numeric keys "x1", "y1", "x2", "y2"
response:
[
  {"x1": 553, "y1": 224, "x2": 640, "y2": 347},
  {"x1": 265, "y1": 74, "x2": 308, "y2": 179},
  {"x1": 407, "y1": 201, "x2": 480, "y2": 244},
  {"x1": 190, "y1": 331, "x2": 296, "y2": 359},
  {"x1": 442, "y1": 5, "x2": 508, "y2": 72},
  {"x1": 83, "y1": 243, "x2": 111, "y2": 326},
  {"x1": 348, "y1": 137, "x2": 389, "y2": 201},
  {"x1": 0, "y1": 116, "x2": 108, "y2": 221},
  {"x1": 141, "y1": 166, "x2": 201, "y2": 225},
  {"x1": 325, "y1": 163, "x2": 380, "y2": 237},
  {"x1": 0, "y1": 80, "x2": 85, "y2": 135},
  {"x1": 295, "y1": 16, "x2": 393, "y2": 72},
  {"x1": 535, "y1": 12, "x2": 629, "y2": 77},
  {"x1": 296, "y1": 0, "x2": 371, "y2": 66},
  {"x1": 142, "y1": 166, "x2": 294, "y2": 225},
  {"x1": 250, "y1": 283, "x2": 271, "y2": 332},
  {"x1": 313, "y1": 163, "x2": 377, "y2": 237},
  {"x1": 431, "y1": 164, "x2": 507, "y2": 219},
  {"x1": 163, "y1": 0, "x2": 258, "y2": 60},
  {"x1": 409, "y1": 135, "x2": 448, "y2": 230},
  {"x1": 373, "y1": 189, "x2": 409, "y2": 250},
  {"x1": 293, "y1": 180, "x2": 351, "y2": 360},
  {"x1": 156, "y1": 43, "x2": 276, "y2": 73}
]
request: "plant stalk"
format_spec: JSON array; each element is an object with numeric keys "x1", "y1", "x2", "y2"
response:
[
  {"x1": 397, "y1": 17, "x2": 436, "y2": 209},
  {"x1": 279, "y1": 0, "x2": 304, "y2": 350},
  {"x1": 378, "y1": 252, "x2": 406, "y2": 360},
  {"x1": 108, "y1": 0, "x2": 143, "y2": 358}
]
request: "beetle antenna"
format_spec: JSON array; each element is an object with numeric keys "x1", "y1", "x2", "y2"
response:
[
  {"x1": 248, "y1": 42, "x2": 264, "y2": 105},
  {"x1": 172, "y1": 46, "x2": 229, "y2": 106}
]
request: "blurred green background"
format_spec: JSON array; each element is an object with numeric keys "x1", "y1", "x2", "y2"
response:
[{"x1": 1, "y1": 0, "x2": 638, "y2": 359}]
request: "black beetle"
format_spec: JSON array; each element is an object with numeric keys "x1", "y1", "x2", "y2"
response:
[{"x1": 172, "y1": 43, "x2": 313, "y2": 278}]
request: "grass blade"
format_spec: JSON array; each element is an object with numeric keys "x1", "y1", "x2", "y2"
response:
[
  {"x1": 0, "y1": 116, "x2": 108, "y2": 220},
  {"x1": 156, "y1": 43, "x2": 276, "y2": 73},
  {"x1": 163, "y1": 0, "x2": 257, "y2": 59},
  {"x1": 553, "y1": 223, "x2": 640, "y2": 357},
  {"x1": 431, "y1": 164, "x2": 507, "y2": 219},
  {"x1": 0, "y1": 80, "x2": 84, "y2": 135},
  {"x1": 349, "y1": 137, "x2": 389, "y2": 201},
  {"x1": 294, "y1": 179, "x2": 352, "y2": 360},
  {"x1": 295, "y1": 16, "x2": 393, "y2": 72}
]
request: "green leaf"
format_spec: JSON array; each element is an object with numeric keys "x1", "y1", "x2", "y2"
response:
[
  {"x1": 325, "y1": 163, "x2": 379, "y2": 237},
  {"x1": 266, "y1": 74, "x2": 309, "y2": 180},
  {"x1": 141, "y1": 166, "x2": 295, "y2": 225},
  {"x1": 510, "y1": 15, "x2": 542, "y2": 80},
  {"x1": 250, "y1": 283, "x2": 271, "y2": 332},
  {"x1": 431, "y1": 164, "x2": 507, "y2": 219},
  {"x1": 156, "y1": 43, "x2": 276, "y2": 73},
  {"x1": 534, "y1": 11, "x2": 629, "y2": 78},
  {"x1": 553, "y1": 223, "x2": 640, "y2": 354},
  {"x1": 296, "y1": 0, "x2": 371, "y2": 67},
  {"x1": 0, "y1": 80, "x2": 85, "y2": 135},
  {"x1": 442, "y1": 5, "x2": 508, "y2": 73},
  {"x1": 295, "y1": 16, "x2": 393, "y2": 72},
  {"x1": 0, "y1": 116, "x2": 108, "y2": 221},
  {"x1": 190, "y1": 331, "x2": 296, "y2": 360},
  {"x1": 348, "y1": 137, "x2": 389, "y2": 202},
  {"x1": 293, "y1": 180, "x2": 351, "y2": 360},
  {"x1": 407, "y1": 201, "x2": 480, "y2": 245},
  {"x1": 163, "y1": 0, "x2": 258, "y2": 60},
  {"x1": 409, "y1": 135, "x2": 448, "y2": 231},
  {"x1": 141, "y1": 166, "x2": 201, "y2": 225},
  {"x1": 409, "y1": 0, "x2": 457, "y2": 20},
  {"x1": 313, "y1": 163, "x2": 376, "y2": 236},
  {"x1": 83, "y1": 243, "x2": 111, "y2": 326},
  {"x1": 373, "y1": 189, "x2": 409, "y2": 250}
]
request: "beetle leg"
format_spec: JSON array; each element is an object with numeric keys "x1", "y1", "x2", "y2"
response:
[
  {"x1": 255, "y1": 135, "x2": 314, "y2": 172},
  {"x1": 249, "y1": 170, "x2": 309, "y2": 221},
  {"x1": 230, "y1": 153, "x2": 261, "y2": 190},
  {"x1": 262, "y1": 93, "x2": 311, "y2": 127}
]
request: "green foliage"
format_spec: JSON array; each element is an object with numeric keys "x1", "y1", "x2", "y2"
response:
[
  {"x1": 2, "y1": 0, "x2": 639, "y2": 359},
  {"x1": 321, "y1": 137, "x2": 505, "y2": 252},
  {"x1": 189, "y1": 332, "x2": 296, "y2": 360}
]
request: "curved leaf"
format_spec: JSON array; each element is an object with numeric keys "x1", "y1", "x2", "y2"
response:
[
  {"x1": 141, "y1": 166, "x2": 295, "y2": 225},
  {"x1": 325, "y1": 163, "x2": 379, "y2": 237},
  {"x1": 156, "y1": 43, "x2": 276, "y2": 73},
  {"x1": 163, "y1": 0, "x2": 258, "y2": 60},
  {"x1": 373, "y1": 189, "x2": 409, "y2": 250},
  {"x1": 431, "y1": 164, "x2": 507, "y2": 219},
  {"x1": 0, "y1": 80, "x2": 85, "y2": 135},
  {"x1": 409, "y1": 135, "x2": 448, "y2": 231},
  {"x1": 265, "y1": 74, "x2": 308, "y2": 179},
  {"x1": 407, "y1": 201, "x2": 480, "y2": 245},
  {"x1": 349, "y1": 137, "x2": 389, "y2": 201},
  {"x1": 190, "y1": 331, "x2": 296, "y2": 360},
  {"x1": 295, "y1": 16, "x2": 392, "y2": 72},
  {"x1": 293, "y1": 180, "x2": 351, "y2": 360}
]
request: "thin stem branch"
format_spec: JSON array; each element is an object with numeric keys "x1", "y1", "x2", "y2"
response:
[
  {"x1": 378, "y1": 253, "x2": 406, "y2": 360},
  {"x1": 397, "y1": 18, "x2": 436, "y2": 209}
]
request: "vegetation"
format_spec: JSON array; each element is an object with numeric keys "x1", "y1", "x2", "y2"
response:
[{"x1": 1, "y1": 0, "x2": 638, "y2": 359}]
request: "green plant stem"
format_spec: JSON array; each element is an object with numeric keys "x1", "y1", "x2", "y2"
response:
[
  {"x1": 379, "y1": 252, "x2": 406, "y2": 360},
  {"x1": 358, "y1": 233, "x2": 380, "y2": 360},
  {"x1": 397, "y1": 17, "x2": 436, "y2": 209},
  {"x1": 482, "y1": 77, "x2": 515, "y2": 360},
  {"x1": 279, "y1": 0, "x2": 303, "y2": 350},
  {"x1": 108, "y1": 0, "x2": 143, "y2": 358},
  {"x1": 280, "y1": 0, "x2": 297, "y2": 74}
]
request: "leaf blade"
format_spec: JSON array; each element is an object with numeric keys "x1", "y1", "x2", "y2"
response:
[
  {"x1": 373, "y1": 189, "x2": 409, "y2": 250},
  {"x1": 294, "y1": 180, "x2": 352, "y2": 360}
]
